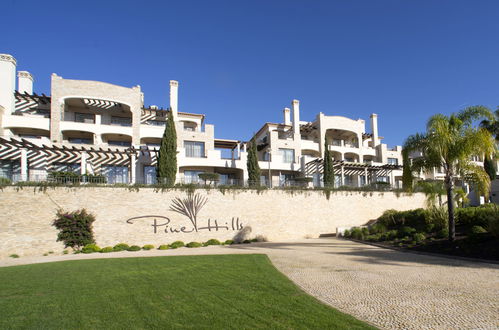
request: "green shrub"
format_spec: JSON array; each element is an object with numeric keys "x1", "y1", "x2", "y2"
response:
[
  {"x1": 365, "y1": 233, "x2": 382, "y2": 242},
  {"x1": 142, "y1": 244, "x2": 155, "y2": 250},
  {"x1": 63, "y1": 250, "x2": 69, "y2": 255},
  {"x1": 413, "y1": 233, "x2": 426, "y2": 244},
  {"x1": 204, "y1": 239, "x2": 221, "y2": 246},
  {"x1": 224, "y1": 239, "x2": 234, "y2": 245},
  {"x1": 186, "y1": 242, "x2": 202, "y2": 248},
  {"x1": 350, "y1": 227, "x2": 364, "y2": 240},
  {"x1": 53, "y1": 209, "x2": 96, "y2": 249},
  {"x1": 81, "y1": 243, "x2": 101, "y2": 254},
  {"x1": 361, "y1": 227, "x2": 369, "y2": 236},
  {"x1": 470, "y1": 225, "x2": 487, "y2": 235},
  {"x1": 158, "y1": 244, "x2": 170, "y2": 250},
  {"x1": 0, "y1": 177, "x2": 12, "y2": 186},
  {"x1": 113, "y1": 243, "x2": 130, "y2": 251},
  {"x1": 342, "y1": 229, "x2": 351, "y2": 238},
  {"x1": 384, "y1": 229, "x2": 398, "y2": 241},
  {"x1": 169, "y1": 241, "x2": 185, "y2": 249},
  {"x1": 369, "y1": 223, "x2": 387, "y2": 235},
  {"x1": 250, "y1": 238, "x2": 258, "y2": 243},
  {"x1": 437, "y1": 228, "x2": 449, "y2": 239},
  {"x1": 457, "y1": 204, "x2": 499, "y2": 229},
  {"x1": 398, "y1": 226, "x2": 416, "y2": 238},
  {"x1": 100, "y1": 246, "x2": 114, "y2": 253},
  {"x1": 489, "y1": 216, "x2": 499, "y2": 238},
  {"x1": 127, "y1": 245, "x2": 141, "y2": 251},
  {"x1": 243, "y1": 240, "x2": 251, "y2": 244},
  {"x1": 9, "y1": 254, "x2": 19, "y2": 258},
  {"x1": 426, "y1": 207, "x2": 447, "y2": 232}
]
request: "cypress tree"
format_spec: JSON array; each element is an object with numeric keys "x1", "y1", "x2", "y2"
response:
[
  {"x1": 157, "y1": 111, "x2": 177, "y2": 185},
  {"x1": 484, "y1": 155, "x2": 496, "y2": 180},
  {"x1": 323, "y1": 136, "x2": 334, "y2": 187},
  {"x1": 402, "y1": 149, "x2": 413, "y2": 191},
  {"x1": 246, "y1": 138, "x2": 261, "y2": 186}
]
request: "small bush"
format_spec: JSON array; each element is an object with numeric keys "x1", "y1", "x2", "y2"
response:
[
  {"x1": 186, "y1": 242, "x2": 202, "y2": 248},
  {"x1": 470, "y1": 225, "x2": 487, "y2": 235},
  {"x1": 0, "y1": 177, "x2": 12, "y2": 186},
  {"x1": 361, "y1": 227, "x2": 369, "y2": 236},
  {"x1": 9, "y1": 254, "x2": 19, "y2": 258},
  {"x1": 489, "y1": 216, "x2": 499, "y2": 238},
  {"x1": 250, "y1": 238, "x2": 258, "y2": 242},
  {"x1": 413, "y1": 233, "x2": 426, "y2": 244},
  {"x1": 437, "y1": 228, "x2": 449, "y2": 239},
  {"x1": 204, "y1": 239, "x2": 221, "y2": 246},
  {"x1": 224, "y1": 239, "x2": 234, "y2": 245},
  {"x1": 369, "y1": 223, "x2": 387, "y2": 235},
  {"x1": 169, "y1": 241, "x2": 185, "y2": 249},
  {"x1": 63, "y1": 250, "x2": 69, "y2": 255},
  {"x1": 53, "y1": 209, "x2": 96, "y2": 249},
  {"x1": 383, "y1": 229, "x2": 398, "y2": 241},
  {"x1": 113, "y1": 243, "x2": 130, "y2": 252},
  {"x1": 158, "y1": 245, "x2": 170, "y2": 250},
  {"x1": 127, "y1": 245, "x2": 141, "y2": 251},
  {"x1": 100, "y1": 246, "x2": 114, "y2": 253},
  {"x1": 142, "y1": 244, "x2": 155, "y2": 250},
  {"x1": 343, "y1": 229, "x2": 351, "y2": 238},
  {"x1": 81, "y1": 243, "x2": 101, "y2": 254},
  {"x1": 350, "y1": 227, "x2": 364, "y2": 240},
  {"x1": 457, "y1": 204, "x2": 499, "y2": 229},
  {"x1": 365, "y1": 233, "x2": 382, "y2": 242},
  {"x1": 242, "y1": 240, "x2": 251, "y2": 244},
  {"x1": 398, "y1": 226, "x2": 416, "y2": 238}
]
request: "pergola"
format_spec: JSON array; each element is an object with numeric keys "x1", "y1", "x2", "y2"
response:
[{"x1": 304, "y1": 158, "x2": 401, "y2": 185}]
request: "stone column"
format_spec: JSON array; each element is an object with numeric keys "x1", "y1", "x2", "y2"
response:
[
  {"x1": 80, "y1": 152, "x2": 87, "y2": 175},
  {"x1": 364, "y1": 167, "x2": 368, "y2": 186},
  {"x1": 20, "y1": 148, "x2": 28, "y2": 181},
  {"x1": 340, "y1": 164, "x2": 345, "y2": 187},
  {"x1": 130, "y1": 153, "x2": 136, "y2": 184}
]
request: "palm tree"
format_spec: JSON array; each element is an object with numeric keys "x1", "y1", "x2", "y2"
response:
[
  {"x1": 403, "y1": 106, "x2": 495, "y2": 241},
  {"x1": 417, "y1": 180, "x2": 445, "y2": 208},
  {"x1": 480, "y1": 107, "x2": 499, "y2": 183}
]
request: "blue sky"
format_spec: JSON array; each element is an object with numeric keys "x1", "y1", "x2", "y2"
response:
[{"x1": 1, "y1": 0, "x2": 498, "y2": 146}]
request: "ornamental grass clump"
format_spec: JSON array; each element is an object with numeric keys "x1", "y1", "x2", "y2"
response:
[
  {"x1": 100, "y1": 247, "x2": 114, "y2": 253},
  {"x1": 113, "y1": 243, "x2": 130, "y2": 252},
  {"x1": 53, "y1": 209, "x2": 96, "y2": 249},
  {"x1": 204, "y1": 239, "x2": 221, "y2": 246},
  {"x1": 186, "y1": 242, "x2": 202, "y2": 248},
  {"x1": 81, "y1": 244, "x2": 101, "y2": 254},
  {"x1": 158, "y1": 245, "x2": 170, "y2": 250},
  {"x1": 142, "y1": 245, "x2": 155, "y2": 250},
  {"x1": 169, "y1": 241, "x2": 185, "y2": 249},
  {"x1": 127, "y1": 245, "x2": 141, "y2": 252}
]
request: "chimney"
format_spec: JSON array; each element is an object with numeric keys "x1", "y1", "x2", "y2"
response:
[
  {"x1": 169, "y1": 80, "x2": 178, "y2": 121},
  {"x1": 18, "y1": 71, "x2": 33, "y2": 94},
  {"x1": 292, "y1": 99, "x2": 300, "y2": 136},
  {"x1": 370, "y1": 113, "x2": 379, "y2": 146},
  {"x1": 283, "y1": 107, "x2": 291, "y2": 125},
  {"x1": 0, "y1": 54, "x2": 17, "y2": 114}
]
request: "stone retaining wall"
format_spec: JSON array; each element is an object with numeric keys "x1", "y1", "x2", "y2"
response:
[{"x1": 0, "y1": 187, "x2": 426, "y2": 258}]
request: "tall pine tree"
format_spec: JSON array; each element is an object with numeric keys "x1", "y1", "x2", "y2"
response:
[
  {"x1": 246, "y1": 137, "x2": 261, "y2": 186},
  {"x1": 157, "y1": 111, "x2": 177, "y2": 185},
  {"x1": 323, "y1": 136, "x2": 334, "y2": 187}
]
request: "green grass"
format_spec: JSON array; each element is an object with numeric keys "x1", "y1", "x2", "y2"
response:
[{"x1": 0, "y1": 254, "x2": 373, "y2": 329}]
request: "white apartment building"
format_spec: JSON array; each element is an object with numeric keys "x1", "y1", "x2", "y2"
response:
[{"x1": 0, "y1": 53, "x2": 403, "y2": 187}]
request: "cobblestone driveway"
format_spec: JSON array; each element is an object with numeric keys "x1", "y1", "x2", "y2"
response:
[{"x1": 2, "y1": 238, "x2": 498, "y2": 329}]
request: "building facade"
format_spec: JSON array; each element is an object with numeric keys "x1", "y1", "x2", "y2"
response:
[{"x1": 0, "y1": 53, "x2": 403, "y2": 187}]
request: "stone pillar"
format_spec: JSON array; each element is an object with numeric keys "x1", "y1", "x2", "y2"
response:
[
  {"x1": 236, "y1": 143, "x2": 241, "y2": 159},
  {"x1": 364, "y1": 167, "x2": 368, "y2": 186},
  {"x1": 130, "y1": 153, "x2": 136, "y2": 184},
  {"x1": 20, "y1": 148, "x2": 28, "y2": 181},
  {"x1": 95, "y1": 113, "x2": 101, "y2": 125},
  {"x1": 0, "y1": 54, "x2": 16, "y2": 115},
  {"x1": 341, "y1": 164, "x2": 345, "y2": 186},
  {"x1": 170, "y1": 80, "x2": 179, "y2": 121},
  {"x1": 80, "y1": 152, "x2": 87, "y2": 175}
]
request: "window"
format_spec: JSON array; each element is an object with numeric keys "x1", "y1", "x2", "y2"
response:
[
  {"x1": 185, "y1": 141, "x2": 205, "y2": 158},
  {"x1": 279, "y1": 173, "x2": 295, "y2": 186},
  {"x1": 111, "y1": 116, "x2": 132, "y2": 126},
  {"x1": 183, "y1": 122, "x2": 196, "y2": 131},
  {"x1": 279, "y1": 148, "x2": 294, "y2": 163},
  {"x1": 74, "y1": 112, "x2": 95, "y2": 123},
  {"x1": 184, "y1": 170, "x2": 203, "y2": 183},
  {"x1": 0, "y1": 160, "x2": 21, "y2": 181},
  {"x1": 108, "y1": 140, "x2": 131, "y2": 147},
  {"x1": 68, "y1": 138, "x2": 92, "y2": 144},
  {"x1": 387, "y1": 158, "x2": 398, "y2": 165},
  {"x1": 263, "y1": 151, "x2": 270, "y2": 161},
  {"x1": 144, "y1": 166, "x2": 156, "y2": 185},
  {"x1": 102, "y1": 166, "x2": 128, "y2": 184}
]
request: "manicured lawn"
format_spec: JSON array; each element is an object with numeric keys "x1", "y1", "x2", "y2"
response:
[{"x1": 0, "y1": 254, "x2": 373, "y2": 329}]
